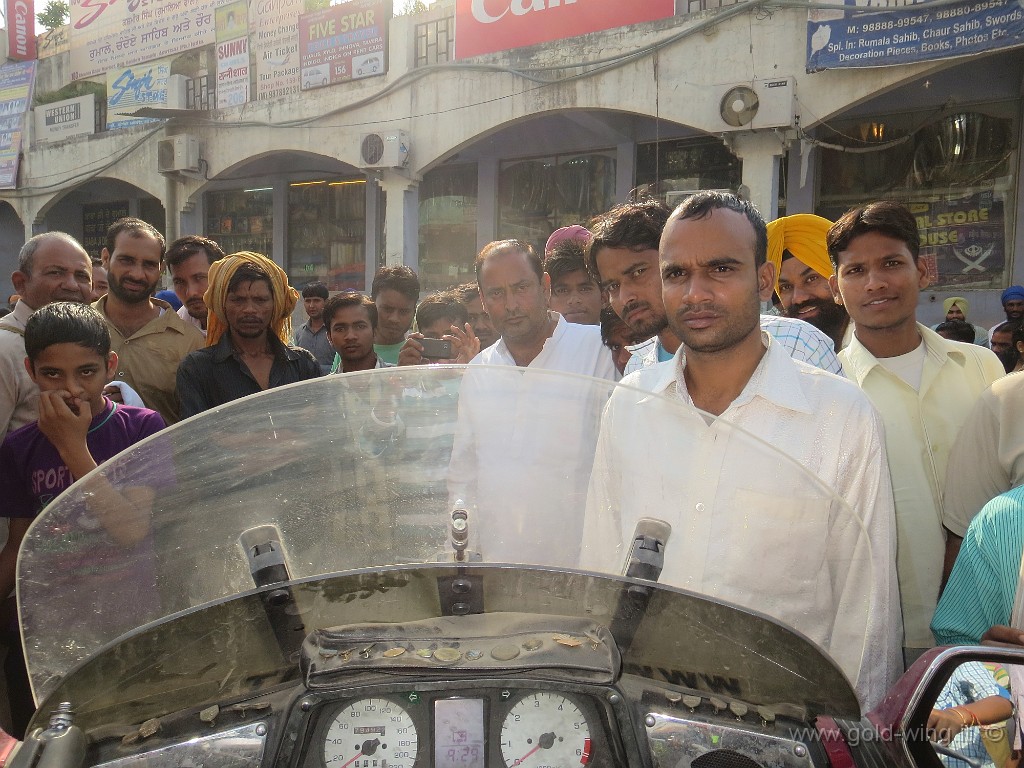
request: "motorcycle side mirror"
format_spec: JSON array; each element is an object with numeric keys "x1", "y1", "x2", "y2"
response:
[{"x1": 870, "y1": 646, "x2": 1024, "y2": 768}]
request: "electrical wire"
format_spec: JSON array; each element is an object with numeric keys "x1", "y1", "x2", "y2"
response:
[{"x1": 12, "y1": 0, "x2": 978, "y2": 195}]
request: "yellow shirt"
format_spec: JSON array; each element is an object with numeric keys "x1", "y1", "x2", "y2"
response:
[
  {"x1": 942, "y1": 372, "x2": 1024, "y2": 537},
  {"x1": 839, "y1": 323, "x2": 1004, "y2": 648},
  {"x1": 94, "y1": 295, "x2": 205, "y2": 424}
]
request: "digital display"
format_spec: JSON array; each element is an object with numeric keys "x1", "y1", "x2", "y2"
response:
[{"x1": 434, "y1": 698, "x2": 485, "y2": 768}]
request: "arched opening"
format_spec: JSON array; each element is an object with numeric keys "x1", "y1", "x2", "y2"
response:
[
  {"x1": 187, "y1": 151, "x2": 380, "y2": 293},
  {"x1": 38, "y1": 178, "x2": 165, "y2": 262},
  {"x1": 417, "y1": 108, "x2": 738, "y2": 291},
  {"x1": 0, "y1": 201, "x2": 24, "y2": 299}
]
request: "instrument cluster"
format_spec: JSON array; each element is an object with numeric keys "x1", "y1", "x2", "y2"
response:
[{"x1": 301, "y1": 685, "x2": 618, "y2": 768}]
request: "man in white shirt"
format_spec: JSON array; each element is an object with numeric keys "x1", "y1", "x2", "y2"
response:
[
  {"x1": 583, "y1": 192, "x2": 900, "y2": 709},
  {"x1": 587, "y1": 199, "x2": 844, "y2": 376},
  {"x1": 828, "y1": 200, "x2": 1003, "y2": 667},
  {"x1": 449, "y1": 239, "x2": 616, "y2": 565}
]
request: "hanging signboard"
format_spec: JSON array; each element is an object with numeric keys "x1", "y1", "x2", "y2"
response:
[
  {"x1": 216, "y1": 0, "x2": 250, "y2": 108},
  {"x1": 298, "y1": 0, "x2": 389, "y2": 90},
  {"x1": 6, "y1": 0, "x2": 36, "y2": 60},
  {"x1": 911, "y1": 190, "x2": 1009, "y2": 290},
  {"x1": 250, "y1": 0, "x2": 303, "y2": 100},
  {"x1": 454, "y1": 0, "x2": 675, "y2": 60},
  {"x1": 0, "y1": 61, "x2": 36, "y2": 190},
  {"x1": 35, "y1": 94, "x2": 96, "y2": 142},
  {"x1": 807, "y1": 0, "x2": 1024, "y2": 71},
  {"x1": 106, "y1": 60, "x2": 170, "y2": 130},
  {"x1": 69, "y1": 0, "x2": 216, "y2": 81}
]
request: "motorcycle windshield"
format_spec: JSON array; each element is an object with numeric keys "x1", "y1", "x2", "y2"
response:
[{"x1": 17, "y1": 365, "x2": 883, "y2": 715}]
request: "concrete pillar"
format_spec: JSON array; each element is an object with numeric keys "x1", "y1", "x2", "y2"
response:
[
  {"x1": 476, "y1": 157, "x2": 498, "y2": 252},
  {"x1": 364, "y1": 175, "x2": 380, "y2": 290},
  {"x1": 726, "y1": 132, "x2": 789, "y2": 220},
  {"x1": 616, "y1": 141, "x2": 636, "y2": 202},
  {"x1": 785, "y1": 138, "x2": 816, "y2": 214},
  {"x1": 380, "y1": 169, "x2": 419, "y2": 269},
  {"x1": 272, "y1": 179, "x2": 288, "y2": 267}
]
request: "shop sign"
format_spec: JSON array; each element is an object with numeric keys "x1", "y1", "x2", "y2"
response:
[
  {"x1": 69, "y1": 0, "x2": 217, "y2": 81},
  {"x1": 298, "y1": 0, "x2": 390, "y2": 90},
  {"x1": 250, "y1": 0, "x2": 303, "y2": 100},
  {"x1": 106, "y1": 60, "x2": 170, "y2": 130},
  {"x1": 34, "y1": 94, "x2": 96, "y2": 142},
  {"x1": 911, "y1": 190, "x2": 1007, "y2": 290},
  {"x1": 82, "y1": 201, "x2": 129, "y2": 259},
  {"x1": 807, "y1": 0, "x2": 1024, "y2": 71},
  {"x1": 6, "y1": 0, "x2": 36, "y2": 60},
  {"x1": 37, "y1": 25, "x2": 70, "y2": 58},
  {"x1": 0, "y1": 61, "x2": 36, "y2": 190},
  {"x1": 217, "y1": 36, "x2": 250, "y2": 108},
  {"x1": 454, "y1": 0, "x2": 675, "y2": 60}
]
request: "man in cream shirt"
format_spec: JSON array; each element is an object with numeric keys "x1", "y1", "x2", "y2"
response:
[
  {"x1": 828, "y1": 200, "x2": 1003, "y2": 667},
  {"x1": 583, "y1": 192, "x2": 901, "y2": 709}
]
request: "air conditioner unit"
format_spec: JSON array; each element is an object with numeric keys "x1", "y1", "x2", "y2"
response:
[
  {"x1": 157, "y1": 135, "x2": 200, "y2": 173},
  {"x1": 665, "y1": 189, "x2": 732, "y2": 207},
  {"x1": 166, "y1": 74, "x2": 190, "y2": 110},
  {"x1": 360, "y1": 130, "x2": 410, "y2": 169},
  {"x1": 718, "y1": 78, "x2": 795, "y2": 131}
]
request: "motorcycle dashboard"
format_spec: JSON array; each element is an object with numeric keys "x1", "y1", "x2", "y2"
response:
[{"x1": 292, "y1": 683, "x2": 621, "y2": 768}]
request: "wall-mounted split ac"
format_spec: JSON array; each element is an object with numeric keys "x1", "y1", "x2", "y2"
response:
[
  {"x1": 157, "y1": 135, "x2": 200, "y2": 173},
  {"x1": 360, "y1": 130, "x2": 410, "y2": 169},
  {"x1": 717, "y1": 78, "x2": 795, "y2": 131}
]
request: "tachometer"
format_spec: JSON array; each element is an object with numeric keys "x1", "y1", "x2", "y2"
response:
[
  {"x1": 499, "y1": 692, "x2": 591, "y2": 767},
  {"x1": 323, "y1": 697, "x2": 418, "y2": 768}
]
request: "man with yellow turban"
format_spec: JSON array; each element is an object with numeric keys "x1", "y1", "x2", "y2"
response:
[
  {"x1": 176, "y1": 251, "x2": 321, "y2": 418},
  {"x1": 931, "y1": 297, "x2": 988, "y2": 345},
  {"x1": 768, "y1": 213, "x2": 852, "y2": 351}
]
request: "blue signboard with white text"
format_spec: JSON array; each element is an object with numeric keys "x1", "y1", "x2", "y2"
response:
[{"x1": 807, "y1": 0, "x2": 1024, "y2": 71}]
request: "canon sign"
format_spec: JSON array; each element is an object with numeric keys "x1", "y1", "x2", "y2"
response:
[
  {"x1": 6, "y1": 0, "x2": 36, "y2": 60},
  {"x1": 455, "y1": 0, "x2": 674, "y2": 59},
  {"x1": 470, "y1": 0, "x2": 575, "y2": 23}
]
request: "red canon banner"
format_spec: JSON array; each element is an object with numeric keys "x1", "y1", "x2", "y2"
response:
[
  {"x1": 6, "y1": 0, "x2": 36, "y2": 60},
  {"x1": 455, "y1": 0, "x2": 675, "y2": 60}
]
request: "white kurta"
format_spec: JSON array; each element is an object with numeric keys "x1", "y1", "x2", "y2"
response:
[
  {"x1": 582, "y1": 335, "x2": 901, "y2": 709},
  {"x1": 448, "y1": 315, "x2": 617, "y2": 566}
]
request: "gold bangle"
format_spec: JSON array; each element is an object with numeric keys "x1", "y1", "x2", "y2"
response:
[{"x1": 952, "y1": 709, "x2": 977, "y2": 728}]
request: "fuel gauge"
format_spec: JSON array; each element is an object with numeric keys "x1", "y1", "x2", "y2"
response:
[{"x1": 499, "y1": 692, "x2": 591, "y2": 767}]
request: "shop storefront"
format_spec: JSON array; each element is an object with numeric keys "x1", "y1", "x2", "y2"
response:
[
  {"x1": 815, "y1": 106, "x2": 1017, "y2": 292},
  {"x1": 201, "y1": 167, "x2": 382, "y2": 293}
]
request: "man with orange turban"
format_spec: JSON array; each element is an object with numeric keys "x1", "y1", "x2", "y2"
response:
[
  {"x1": 176, "y1": 251, "x2": 321, "y2": 418},
  {"x1": 768, "y1": 213, "x2": 851, "y2": 350}
]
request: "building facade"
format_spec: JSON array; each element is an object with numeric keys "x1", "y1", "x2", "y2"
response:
[{"x1": 1, "y1": 0, "x2": 1021, "y2": 327}]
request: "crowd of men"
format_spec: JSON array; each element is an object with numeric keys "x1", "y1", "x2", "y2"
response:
[{"x1": 0, "y1": 193, "x2": 1023, "y2": 730}]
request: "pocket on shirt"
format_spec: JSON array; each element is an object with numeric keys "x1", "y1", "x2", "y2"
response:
[{"x1": 715, "y1": 488, "x2": 829, "y2": 600}]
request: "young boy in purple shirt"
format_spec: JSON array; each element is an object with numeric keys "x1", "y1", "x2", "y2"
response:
[{"x1": 0, "y1": 302, "x2": 166, "y2": 736}]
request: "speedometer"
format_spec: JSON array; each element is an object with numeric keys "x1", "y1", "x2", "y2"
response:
[
  {"x1": 500, "y1": 692, "x2": 592, "y2": 767},
  {"x1": 323, "y1": 698, "x2": 418, "y2": 768}
]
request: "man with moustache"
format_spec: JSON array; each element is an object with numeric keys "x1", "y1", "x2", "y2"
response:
[
  {"x1": 768, "y1": 213, "x2": 852, "y2": 350},
  {"x1": 448, "y1": 240, "x2": 615, "y2": 565},
  {"x1": 587, "y1": 199, "x2": 843, "y2": 376},
  {"x1": 176, "y1": 252, "x2": 320, "y2": 418},
  {"x1": 167, "y1": 235, "x2": 225, "y2": 338},
  {"x1": 94, "y1": 219, "x2": 204, "y2": 424},
  {"x1": 583, "y1": 191, "x2": 900, "y2": 708},
  {"x1": 1, "y1": 233, "x2": 93, "y2": 439}
]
